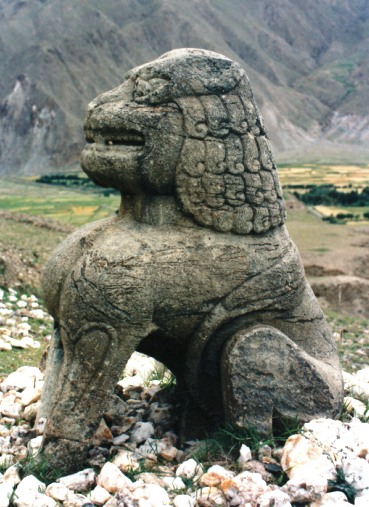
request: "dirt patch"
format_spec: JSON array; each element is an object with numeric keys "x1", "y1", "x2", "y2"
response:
[
  {"x1": 0, "y1": 209, "x2": 74, "y2": 233},
  {"x1": 0, "y1": 244, "x2": 41, "y2": 290},
  {"x1": 309, "y1": 275, "x2": 369, "y2": 317}
]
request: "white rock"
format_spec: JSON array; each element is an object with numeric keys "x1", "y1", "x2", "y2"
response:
[
  {"x1": 200, "y1": 465, "x2": 235, "y2": 487},
  {"x1": 281, "y1": 433, "x2": 336, "y2": 481},
  {"x1": 14, "y1": 475, "x2": 56, "y2": 507},
  {"x1": 27, "y1": 435, "x2": 43, "y2": 456},
  {"x1": 0, "y1": 455, "x2": 14, "y2": 468},
  {"x1": 173, "y1": 494, "x2": 196, "y2": 507},
  {"x1": 20, "y1": 386, "x2": 42, "y2": 407},
  {"x1": 0, "y1": 482, "x2": 13, "y2": 507},
  {"x1": 104, "y1": 498, "x2": 119, "y2": 507},
  {"x1": 130, "y1": 421, "x2": 155, "y2": 444},
  {"x1": 29, "y1": 309, "x2": 44, "y2": 319},
  {"x1": 112, "y1": 433, "x2": 130, "y2": 446},
  {"x1": 348, "y1": 380, "x2": 369, "y2": 399},
  {"x1": 113, "y1": 449, "x2": 140, "y2": 472},
  {"x1": 1, "y1": 367, "x2": 42, "y2": 392},
  {"x1": 57, "y1": 468, "x2": 96, "y2": 492},
  {"x1": 196, "y1": 486, "x2": 228, "y2": 505},
  {"x1": 342, "y1": 455, "x2": 369, "y2": 495},
  {"x1": 19, "y1": 337, "x2": 40, "y2": 349},
  {"x1": 45, "y1": 482, "x2": 71, "y2": 502},
  {"x1": 303, "y1": 419, "x2": 344, "y2": 448},
  {"x1": 137, "y1": 437, "x2": 167, "y2": 458},
  {"x1": 89, "y1": 485, "x2": 112, "y2": 505},
  {"x1": 310, "y1": 491, "x2": 349, "y2": 505},
  {"x1": 149, "y1": 402, "x2": 172, "y2": 425},
  {"x1": 62, "y1": 493, "x2": 90, "y2": 507},
  {"x1": 281, "y1": 476, "x2": 327, "y2": 504},
  {"x1": 6, "y1": 338, "x2": 27, "y2": 349},
  {"x1": 97, "y1": 462, "x2": 132, "y2": 493},
  {"x1": 0, "y1": 392, "x2": 23, "y2": 419},
  {"x1": 123, "y1": 482, "x2": 170, "y2": 507},
  {"x1": 124, "y1": 352, "x2": 166, "y2": 381},
  {"x1": 15, "y1": 475, "x2": 45, "y2": 497},
  {"x1": 230, "y1": 471, "x2": 268, "y2": 504},
  {"x1": 23, "y1": 401, "x2": 40, "y2": 421},
  {"x1": 17, "y1": 322, "x2": 31, "y2": 332},
  {"x1": 258, "y1": 488, "x2": 292, "y2": 507},
  {"x1": 345, "y1": 420, "x2": 369, "y2": 458},
  {"x1": 3, "y1": 465, "x2": 21, "y2": 486},
  {"x1": 162, "y1": 476, "x2": 186, "y2": 491},
  {"x1": 0, "y1": 340, "x2": 12, "y2": 351},
  {"x1": 238, "y1": 443, "x2": 252, "y2": 466},
  {"x1": 355, "y1": 494, "x2": 369, "y2": 506},
  {"x1": 118, "y1": 374, "x2": 144, "y2": 391},
  {"x1": 160, "y1": 444, "x2": 179, "y2": 461},
  {"x1": 176, "y1": 458, "x2": 204, "y2": 480},
  {"x1": 344, "y1": 397, "x2": 368, "y2": 417},
  {"x1": 356, "y1": 368, "x2": 369, "y2": 384}
]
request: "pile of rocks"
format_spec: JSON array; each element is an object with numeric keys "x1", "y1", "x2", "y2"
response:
[
  {"x1": 1, "y1": 354, "x2": 369, "y2": 507},
  {"x1": 0, "y1": 289, "x2": 52, "y2": 351}
]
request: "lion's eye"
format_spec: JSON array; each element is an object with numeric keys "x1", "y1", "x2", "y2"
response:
[
  {"x1": 134, "y1": 77, "x2": 170, "y2": 103},
  {"x1": 135, "y1": 79, "x2": 151, "y2": 98}
]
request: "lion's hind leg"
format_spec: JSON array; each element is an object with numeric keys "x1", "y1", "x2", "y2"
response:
[{"x1": 221, "y1": 325, "x2": 343, "y2": 437}]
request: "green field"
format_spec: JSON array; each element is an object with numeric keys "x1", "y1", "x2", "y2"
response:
[{"x1": 0, "y1": 178, "x2": 120, "y2": 226}]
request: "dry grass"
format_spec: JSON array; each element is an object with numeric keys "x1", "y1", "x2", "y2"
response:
[{"x1": 278, "y1": 163, "x2": 369, "y2": 187}]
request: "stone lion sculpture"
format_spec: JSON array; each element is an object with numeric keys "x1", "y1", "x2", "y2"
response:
[{"x1": 38, "y1": 48, "x2": 343, "y2": 472}]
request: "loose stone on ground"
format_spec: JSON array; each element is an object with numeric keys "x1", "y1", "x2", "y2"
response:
[{"x1": 1, "y1": 349, "x2": 369, "y2": 506}]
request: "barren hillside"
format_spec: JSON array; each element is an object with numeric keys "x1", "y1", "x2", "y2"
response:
[{"x1": 0, "y1": 0, "x2": 369, "y2": 174}]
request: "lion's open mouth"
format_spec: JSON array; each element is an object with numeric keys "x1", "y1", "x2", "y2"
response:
[{"x1": 85, "y1": 129, "x2": 145, "y2": 151}]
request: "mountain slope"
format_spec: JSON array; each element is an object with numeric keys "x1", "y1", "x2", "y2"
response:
[{"x1": 0, "y1": 0, "x2": 369, "y2": 174}]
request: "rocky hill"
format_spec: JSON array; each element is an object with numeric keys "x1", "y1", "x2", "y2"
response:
[{"x1": 1, "y1": 0, "x2": 369, "y2": 175}]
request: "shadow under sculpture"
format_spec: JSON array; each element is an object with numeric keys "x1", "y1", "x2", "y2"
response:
[{"x1": 38, "y1": 48, "x2": 343, "y2": 472}]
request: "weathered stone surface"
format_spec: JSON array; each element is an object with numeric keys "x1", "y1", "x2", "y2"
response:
[
  {"x1": 176, "y1": 458, "x2": 204, "y2": 480},
  {"x1": 0, "y1": 482, "x2": 13, "y2": 507},
  {"x1": 238, "y1": 444, "x2": 252, "y2": 467},
  {"x1": 173, "y1": 495, "x2": 196, "y2": 507},
  {"x1": 258, "y1": 488, "x2": 292, "y2": 507},
  {"x1": 89, "y1": 485, "x2": 112, "y2": 505},
  {"x1": 310, "y1": 491, "x2": 349, "y2": 506},
  {"x1": 96, "y1": 462, "x2": 132, "y2": 493},
  {"x1": 38, "y1": 48, "x2": 343, "y2": 471},
  {"x1": 45, "y1": 482, "x2": 71, "y2": 502},
  {"x1": 14, "y1": 475, "x2": 57, "y2": 507},
  {"x1": 1, "y1": 367, "x2": 42, "y2": 393},
  {"x1": 57, "y1": 468, "x2": 96, "y2": 492},
  {"x1": 3, "y1": 465, "x2": 21, "y2": 486}
]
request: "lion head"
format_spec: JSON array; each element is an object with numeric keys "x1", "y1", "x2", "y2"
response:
[{"x1": 81, "y1": 48, "x2": 285, "y2": 234}]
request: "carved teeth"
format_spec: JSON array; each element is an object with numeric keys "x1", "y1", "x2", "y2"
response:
[{"x1": 84, "y1": 129, "x2": 145, "y2": 147}]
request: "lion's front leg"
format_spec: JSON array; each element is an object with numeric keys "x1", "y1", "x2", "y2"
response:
[
  {"x1": 39, "y1": 319, "x2": 144, "y2": 473},
  {"x1": 36, "y1": 325, "x2": 64, "y2": 425}
]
